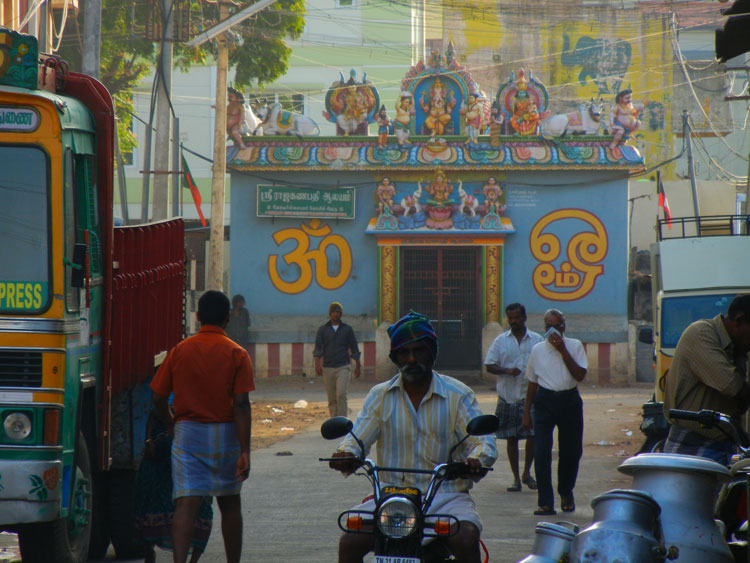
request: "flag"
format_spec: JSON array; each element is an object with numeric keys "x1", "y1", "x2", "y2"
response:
[
  {"x1": 656, "y1": 172, "x2": 672, "y2": 228},
  {"x1": 181, "y1": 151, "x2": 207, "y2": 227}
]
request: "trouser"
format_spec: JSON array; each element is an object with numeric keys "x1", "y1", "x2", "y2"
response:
[
  {"x1": 323, "y1": 365, "x2": 351, "y2": 417},
  {"x1": 533, "y1": 386, "x2": 583, "y2": 509}
]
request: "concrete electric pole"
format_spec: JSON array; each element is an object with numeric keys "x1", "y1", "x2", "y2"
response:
[
  {"x1": 152, "y1": 0, "x2": 174, "y2": 221},
  {"x1": 186, "y1": 0, "x2": 280, "y2": 291}
]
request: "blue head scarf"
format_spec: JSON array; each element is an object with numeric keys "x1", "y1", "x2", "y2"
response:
[{"x1": 387, "y1": 310, "x2": 438, "y2": 364}]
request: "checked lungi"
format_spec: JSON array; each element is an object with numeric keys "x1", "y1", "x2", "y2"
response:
[
  {"x1": 495, "y1": 397, "x2": 534, "y2": 439},
  {"x1": 172, "y1": 420, "x2": 243, "y2": 500}
]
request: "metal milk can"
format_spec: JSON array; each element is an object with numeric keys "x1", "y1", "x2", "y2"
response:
[
  {"x1": 516, "y1": 521, "x2": 578, "y2": 563},
  {"x1": 618, "y1": 453, "x2": 732, "y2": 563},
  {"x1": 568, "y1": 489, "x2": 668, "y2": 562}
]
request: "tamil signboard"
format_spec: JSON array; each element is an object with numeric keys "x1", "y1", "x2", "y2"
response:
[{"x1": 257, "y1": 185, "x2": 356, "y2": 219}]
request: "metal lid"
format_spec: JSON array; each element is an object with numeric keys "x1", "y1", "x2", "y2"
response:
[
  {"x1": 535, "y1": 522, "x2": 577, "y2": 540},
  {"x1": 592, "y1": 489, "x2": 661, "y2": 514},
  {"x1": 618, "y1": 453, "x2": 731, "y2": 480}
]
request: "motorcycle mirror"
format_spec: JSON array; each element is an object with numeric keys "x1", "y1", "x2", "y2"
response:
[
  {"x1": 321, "y1": 417, "x2": 353, "y2": 440},
  {"x1": 466, "y1": 414, "x2": 500, "y2": 436}
]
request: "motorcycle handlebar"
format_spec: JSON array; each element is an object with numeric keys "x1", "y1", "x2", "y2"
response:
[{"x1": 668, "y1": 409, "x2": 703, "y2": 422}]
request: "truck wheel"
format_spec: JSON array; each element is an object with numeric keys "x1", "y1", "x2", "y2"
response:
[
  {"x1": 87, "y1": 470, "x2": 110, "y2": 558},
  {"x1": 108, "y1": 468, "x2": 146, "y2": 558},
  {"x1": 18, "y1": 433, "x2": 93, "y2": 563}
]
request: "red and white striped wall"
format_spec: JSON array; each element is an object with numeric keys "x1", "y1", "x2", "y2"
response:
[
  {"x1": 582, "y1": 342, "x2": 629, "y2": 385},
  {"x1": 248, "y1": 342, "x2": 377, "y2": 379},
  {"x1": 247, "y1": 341, "x2": 628, "y2": 384}
]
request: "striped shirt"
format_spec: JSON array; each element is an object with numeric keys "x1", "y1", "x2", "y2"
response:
[{"x1": 336, "y1": 372, "x2": 497, "y2": 493}]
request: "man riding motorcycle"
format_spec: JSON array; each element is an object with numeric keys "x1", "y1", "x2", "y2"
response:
[{"x1": 329, "y1": 311, "x2": 498, "y2": 562}]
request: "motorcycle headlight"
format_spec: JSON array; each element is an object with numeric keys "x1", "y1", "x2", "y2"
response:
[
  {"x1": 377, "y1": 497, "x2": 418, "y2": 538},
  {"x1": 4, "y1": 412, "x2": 32, "y2": 441}
]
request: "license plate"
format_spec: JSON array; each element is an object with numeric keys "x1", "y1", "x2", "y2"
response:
[{"x1": 374, "y1": 557, "x2": 420, "y2": 563}]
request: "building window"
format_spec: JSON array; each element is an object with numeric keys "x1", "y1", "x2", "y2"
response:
[
  {"x1": 336, "y1": 0, "x2": 354, "y2": 7},
  {"x1": 250, "y1": 93, "x2": 305, "y2": 114}
]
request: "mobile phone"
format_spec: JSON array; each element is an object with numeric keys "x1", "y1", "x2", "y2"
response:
[{"x1": 544, "y1": 327, "x2": 561, "y2": 340}]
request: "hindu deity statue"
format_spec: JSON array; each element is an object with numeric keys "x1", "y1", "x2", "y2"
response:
[
  {"x1": 461, "y1": 92, "x2": 485, "y2": 146},
  {"x1": 394, "y1": 91, "x2": 415, "y2": 148},
  {"x1": 609, "y1": 88, "x2": 642, "y2": 149},
  {"x1": 419, "y1": 167, "x2": 459, "y2": 230},
  {"x1": 375, "y1": 177, "x2": 396, "y2": 216},
  {"x1": 419, "y1": 76, "x2": 456, "y2": 136},
  {"x1": 509, "y1": 70, "x2": 547, "y2": 136},
  {"x1": 337, "y1": 84, "x2": 368, "y2": 136},
  {"x1": 481, "y1": 177, "x2": 505, "y2": 230}
]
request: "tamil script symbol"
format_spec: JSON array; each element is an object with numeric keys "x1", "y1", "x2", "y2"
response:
[
  {"x1": 529, "y1": 209, "x2": 607, "y2": 301},
  {"x1": 268, "y1": 220, "x2": 352, "y2": 294}
]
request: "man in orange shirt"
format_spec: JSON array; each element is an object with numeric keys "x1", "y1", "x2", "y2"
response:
[{"x1": 151, "y1": 290, "x2": 254, "y2": 563}]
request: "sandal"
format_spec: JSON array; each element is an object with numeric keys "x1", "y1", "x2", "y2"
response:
[
  {"x1": 522, "y1": 476, "x2": 538, "y2": 490},
  {"x1": 534, "y1": 506, "x2": 557, "y2": 516},
  {"x1": 561, "y1": 496, "x2": 576, "y2": 513},
  {"x1": 507, "y1": 481, "x2": 522, "y2": 492}
]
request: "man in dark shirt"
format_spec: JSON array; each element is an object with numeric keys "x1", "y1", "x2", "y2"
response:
[{"x1": 314, "y1": 302, "x2": 361, "y2": 416}]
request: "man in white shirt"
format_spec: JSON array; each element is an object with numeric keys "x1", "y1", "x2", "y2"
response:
[
  {"x1": 484, "y1": 303, "x2": 543, "y2": 492},
  {"x1": 523, "y1": 309, "x2": 587, "y2": 516}
]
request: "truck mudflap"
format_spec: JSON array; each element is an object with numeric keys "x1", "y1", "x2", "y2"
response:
[{"x1": 0, "y1": 459, "x2": 62, "y2": 525}]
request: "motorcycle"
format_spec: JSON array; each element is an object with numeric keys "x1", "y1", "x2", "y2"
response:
[
  {"x1": 668, "y1": 408, "x2": 750, "y2": 561},
  {"x1": 319, "y1": 414, "x2": 499, "y2": 563}
]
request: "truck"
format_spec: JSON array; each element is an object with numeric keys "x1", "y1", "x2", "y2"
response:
[
  {"x1": 638, "y1": 214, "x2": 750, "y2": 451},
  {"x1": 0, "y1": 29, "x2": 185, "y2": 561}
]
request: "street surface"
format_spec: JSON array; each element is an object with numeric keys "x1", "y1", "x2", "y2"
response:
[{"x1": 0, "y1": 376, "x2": 652, "y2": 562}]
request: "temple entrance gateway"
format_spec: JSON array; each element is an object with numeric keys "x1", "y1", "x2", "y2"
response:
[{"x1": 399, "y1": 247, "x2": 482, "y2": 369}]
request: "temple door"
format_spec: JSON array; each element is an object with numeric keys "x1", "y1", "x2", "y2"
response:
[{"x1": 399, "y1": 247, "x2": 482, "y2": 370}]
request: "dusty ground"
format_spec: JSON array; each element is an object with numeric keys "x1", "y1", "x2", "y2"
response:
[{"x1": 251, "y1": 399, "x2": 330, "y2": 451}]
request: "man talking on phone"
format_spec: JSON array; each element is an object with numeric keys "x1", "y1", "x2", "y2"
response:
[{"x1": 522, "y1": 309, "x2": 587, "y2": 516}]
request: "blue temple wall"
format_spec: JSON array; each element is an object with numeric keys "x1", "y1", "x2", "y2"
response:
[
  {"x1": 230, "y1": 171, "x2": 380, "y2": 318},
  {"x1": 229, "y1": 169, "x2": 628, "y2": 343}
]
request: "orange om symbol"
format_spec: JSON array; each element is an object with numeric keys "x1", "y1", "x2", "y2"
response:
[
  {"x1": 529, "y1": 209, "x2": 607, "y2": 301},
  {"x1": 268, "y1": 219, "x2": 352, "y2": 294}
]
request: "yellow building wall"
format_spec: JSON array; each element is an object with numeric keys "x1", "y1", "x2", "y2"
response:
[{"x1": 443, "y1": 7, "x2": 676, "y2": 177}]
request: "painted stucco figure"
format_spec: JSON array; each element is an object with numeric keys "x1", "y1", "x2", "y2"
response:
[
  {"x1": 322, "y1": 69, "x2": 380, "y2": 136},
  {"x1": 482, "y1": 177, "x2": 506, "y2": 216},
  {"x1": 609, "y1": 88, "x2": 641, "y2": 149},
  {"x1": 420, "y1": 168, "x2": 459, "y2": 230},
  {"x1": 376, "y1": 177, "x2": 396, "y2": 216},
  {"x1": 461, "y1": 92, "x2": 487, "y2": 146},
  {"x1": 510, "y1": 76, "x2": 547, "y2": 136},
  {"x1": 226, "y1": 87, "x2": 248, "y2": 149},
  {"x1": 542, "y1": 100, "x2": 604, "y2": 137},
  {"x1": 394, "y1": 91, "x2": 414, "y2": 148},
  {"x1": 420, "y1": 77, "x2": 455, "y2": 136},
  {"x1": 375, "y1": 105, "x2": 391, "y2": 147},
  {"x1": 256, "y1": 102, "x2": 320, "y2": 137}
]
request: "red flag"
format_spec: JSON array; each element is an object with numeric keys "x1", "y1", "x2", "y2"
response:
[
  {"x1": 657, "y1": 172, "x2": 672, "y2": 228},
  {"x1": 181, "y1": 151, "x2": 207, "y2": 227}
]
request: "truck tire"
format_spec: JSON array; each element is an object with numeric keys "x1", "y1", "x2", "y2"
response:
[
  {"x1": 87, "y1": 470, "x2": 110, "y2": 559},
  {"x1": 108, "y1": 468, "x2": 146, "y2": 558},
  {"x1": 18, "y1": 433, "x2": 93, "y2": 563}
]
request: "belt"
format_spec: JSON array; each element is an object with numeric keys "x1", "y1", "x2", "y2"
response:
[{"x1": 538, "y1": 386, "x2": 578, "y2": 396}]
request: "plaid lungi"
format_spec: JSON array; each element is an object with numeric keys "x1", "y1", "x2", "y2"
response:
[
  {"x1": 172, "y1": 421, "x2": 243, "y2": 500},
  {"x1": 663, "y1": 424, "x2": 735, "y2": 466},
  {"x1": 495, "y1": 397, "x2": 534, "y2": 439}
]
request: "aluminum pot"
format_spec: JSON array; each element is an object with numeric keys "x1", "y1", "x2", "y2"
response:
[
  {"x1": 516, "y1": 521, "x2": 578, "y2": 563},
  {"x1": 568, "y1": 489, "x2": 665, "y2": 562},
  {"x1": 618, "y1": 453, "x2": 732, "y2": 563}
]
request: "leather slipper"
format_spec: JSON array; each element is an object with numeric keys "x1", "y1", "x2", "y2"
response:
[
  {"x1": 522, "y1": 476, "x2": 538, "y2": 490},
  {"x1": 506, "y1": 482, "x2": 522, "y2": 492},
  {"x1": 561, "y1": 497, "x2": 576, "y2": 513},
  {"x1": 533, "y1": 506, "x2": 557, "y2": 516}
]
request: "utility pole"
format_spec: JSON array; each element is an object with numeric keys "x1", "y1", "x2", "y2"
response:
[
  {"x1": 82, "y1": 0, "x2": 102, "y2": 77},
  {"x1": 683, "y1": 109, "x2": 700, "y2": 217},
  {"x1": 206, "y1": 1, "x2": 230, "y2": 291},
  {"x1": 152, "y1": 0, "x2": 174, "y2": 221},
  {"x1": 186, "y1": 0, "x2": 280, "y2": 291}
]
